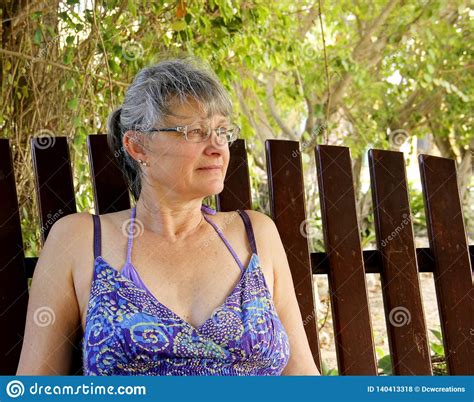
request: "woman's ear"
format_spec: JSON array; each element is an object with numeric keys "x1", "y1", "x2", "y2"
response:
[{"x1": 123, "y1": 130, "x2": 147, "y2": 162}]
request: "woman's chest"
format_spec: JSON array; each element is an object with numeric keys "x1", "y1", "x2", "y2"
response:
[{"x1": 75, "y1": 239, "x2": 274, "y2": 334}]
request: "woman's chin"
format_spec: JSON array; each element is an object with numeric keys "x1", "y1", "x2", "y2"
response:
[{"x1": 199, "y1": 181, "x2": 224, "y2": 195}]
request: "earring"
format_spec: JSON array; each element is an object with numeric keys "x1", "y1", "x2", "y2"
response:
[{"x1": 138, "y1": 158, "x2": 149, "y2": 167}]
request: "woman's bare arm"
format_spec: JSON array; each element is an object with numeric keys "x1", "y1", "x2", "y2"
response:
[
  {"x1": 246, "y1": 210, "x2": 321, "y2": 376},
  {"x1": 16, "y1": 213, "x2": 83, "y2": 375}
]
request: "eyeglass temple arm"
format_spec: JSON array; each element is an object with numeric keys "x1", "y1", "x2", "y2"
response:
[{"x1": 141, "y1": 127, "x2": 182, "y2": 133}]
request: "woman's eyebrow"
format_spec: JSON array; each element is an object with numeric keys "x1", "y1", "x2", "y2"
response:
[
  {"x1": 165, "y1": 112, "x2": 229, "y2": 125},
  {"x1": 163, "y1": 113, "x2": 197, "y2": 124}
]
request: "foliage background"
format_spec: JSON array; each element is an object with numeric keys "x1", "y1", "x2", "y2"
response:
[{"x1": 1, "y1": 0, "x2": 472, "y2": 374}]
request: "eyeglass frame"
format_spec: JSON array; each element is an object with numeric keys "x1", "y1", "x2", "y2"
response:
[{"x1": 135, "y1": 122, "x2": 240, "y2": 144}]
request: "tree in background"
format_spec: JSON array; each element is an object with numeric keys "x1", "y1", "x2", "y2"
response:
[{"x1": 0, "y1": 0, "x2": 472, "y2": 255}]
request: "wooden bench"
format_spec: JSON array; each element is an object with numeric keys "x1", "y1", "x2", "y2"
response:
[{"x1": 0, "y1": 135, "x2": 472, "y2": 375}]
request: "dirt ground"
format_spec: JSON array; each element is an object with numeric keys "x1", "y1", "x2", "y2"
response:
[{"x1": 313, "y1": 272, "x2": 442, "y2": 373}]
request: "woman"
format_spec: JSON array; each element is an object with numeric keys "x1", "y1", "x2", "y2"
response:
[{"x1": 17, "y1": 58, "x2": 320, "y2": 375}]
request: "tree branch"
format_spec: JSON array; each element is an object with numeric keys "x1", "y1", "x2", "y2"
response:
[
  {"x1": 296, "y1": 1, "x2": 321, "y2": 37},
  {"x1": 265, "y1": 72, "x2": 297, "y2": 140},
  {"x1": 0, "y1": 47, "x2": 129, "y2": 86},
  {"x1": 352, "y1": 0, "x2": 400, "y2": 62}
]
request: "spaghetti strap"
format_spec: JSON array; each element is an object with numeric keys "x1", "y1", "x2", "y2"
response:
[
  {"x1": 202, "y1": 209, "x2": 245, "y2": 272},
  {"x1": 125, "y1": 206, "x2": 137, "y2": 264},
  {"x1": 92, "y1": 214, "x2": 101, "y2": 260},
  {"x1": 236, "y1": 210, "x2": 258, "y2": 255}
]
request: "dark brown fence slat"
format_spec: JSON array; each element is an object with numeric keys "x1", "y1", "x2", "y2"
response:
[
  {"x1": 315, "y1": 144, "x2": 377, "y2": 375},
  {"x1": 87, "y1": 134, "x2": 130, "y2": 214},
  {"x1": 312, "y1": 249, "x2": 381, "y2": 275},
  {"x1": 24, "y1": 257, "x2": 38, "y2": 279},
  {"x1": 0, "y1": 139, "x2": 29, "y2": 375},
  {"x1": 312, "y1": 246, "x2": 474, "y2": 275},
  {"x1": 265, "y1": 139, "x2": 321, "y2": 372},
  {"x1": 217, "y1": 139, "x2": 252, "y2": 211},
  {"x1": 419, "y1": 154, "x2": 473, "y2": 375},
  {"x1": 31, "y1": 136, "x2": 76, "y2": 243},
  {"x1": 368, "y1": 149, "x2": 431, "y2": 375},
  {"x1": 31, "y1": 135, "x2": 83, "y2": 375}
]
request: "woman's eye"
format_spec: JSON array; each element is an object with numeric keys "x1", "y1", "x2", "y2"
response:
[{"x1": 189, "y1": 129, "x2": 203, "y2": 136}]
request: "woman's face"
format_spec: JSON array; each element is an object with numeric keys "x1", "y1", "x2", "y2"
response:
[{"x1": 137, "y1": 98, "x2": 231, "y2": 200}]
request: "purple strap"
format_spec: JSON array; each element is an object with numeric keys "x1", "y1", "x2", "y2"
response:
[
  {"x1": 236, "y1": 209, "x2": 258, "y2": 255},
  {"x1": 202, "y1": 213, "x2": 245, "y2": 271},
  {"x1": 125, "y1": 206, "x2": 137, "y2": 264},
  {"x1": 92, "y1": 214, "x2": 101, "y2": 259}
]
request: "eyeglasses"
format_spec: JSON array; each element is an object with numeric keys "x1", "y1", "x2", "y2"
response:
[{"x1": 139, "y1": 122, "x2": 240, "y2": 145}]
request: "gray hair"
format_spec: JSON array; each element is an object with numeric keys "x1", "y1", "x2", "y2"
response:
[{"x1": 107, "y1": 57, "x2": 233, "y2": 201}]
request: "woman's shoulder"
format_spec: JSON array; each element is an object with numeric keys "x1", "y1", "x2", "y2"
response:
[
  {"x1": 51, "y1": 209, "x2": 130, "y2": 231},
  {"x1": 227, "y1": 209, "x2": 278, "y2": 259},
  {"x1": 238, "y1": 209, "x2": 277, "y2": 234},
  {"x1": 212, "y1": 209, "x2": 274, "y2": 233},
  {"x1": 48, "y1": 211, "x2": 93, "y2": 237}
]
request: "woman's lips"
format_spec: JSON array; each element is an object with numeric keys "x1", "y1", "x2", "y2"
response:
[{"x1": 198, "y1": 166, "x2": 223, "y2": 170}]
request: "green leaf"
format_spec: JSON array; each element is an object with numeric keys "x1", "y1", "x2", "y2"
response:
[
  {"x1": 65, "y1": 78, "x2": 75, "y2": 90},
  {"x1": 66, "y1": 35, "x2": 75, "y2": 46},
  {"x1": 127, "y1": 0, "x2": 137, "y2": 16},
  {"x1": 171, "y1": 20, "x2": 187, "y2": 31},
  {"x1": 321, "y1": 360, "x2": 338, "y2": 376},
  {"x1": 31, "y1": 11, "x2": 42, "y2": 20},
  {"x1": 108, "y1": 59, "x2": 121, "y2": 74},
  {"x1": 67, "y1": 98, "x2": 79, "y2": 111},
  {"x1": 375, "y1": 347, "x2": 386, "y2": 358},
  {"x1": 63, "y1": 47, "x2": 74, "y2": 64},
  {"x1": 72, "y1": 116, "x2": 82, "y2": 127},
  {"x1": 429, "y1": 328, "x2": 443, "y2": 342},
  {"x1": 77, "y1": 126, "x2": 88, "y2": 137},
  {"x1": 377, "y1": 355, "x2": 392, "y2": 375},
  {"x1": 33, "y1": 28, "x2": 42, "y2": 46},
  {"x1": 430, "y1": 342, "x2": 444, "y2": 356}
]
